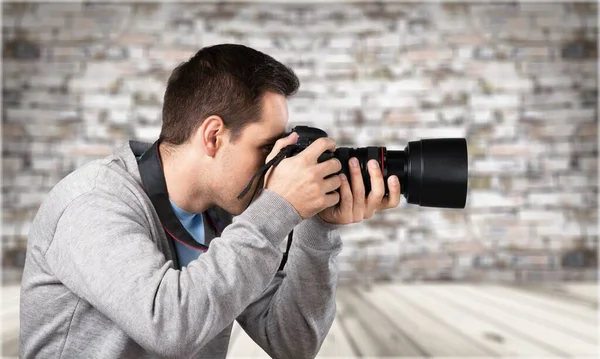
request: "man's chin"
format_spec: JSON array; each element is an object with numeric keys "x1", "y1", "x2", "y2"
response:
[
  {"x1": 226, "y1": 201, "x2": 248, "y2": 216},
  {"x1": 230, "y1": 207, "x2": 244, "y2": 216}
]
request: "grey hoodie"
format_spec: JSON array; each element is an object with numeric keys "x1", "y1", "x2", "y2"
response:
[{"x1": 19, "y1": 141, "x2": 342, "y2": 359}]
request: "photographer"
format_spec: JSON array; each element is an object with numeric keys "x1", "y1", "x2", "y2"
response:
[{"x1": 19, "y1": 44, "x2": 401, "y2": 359}]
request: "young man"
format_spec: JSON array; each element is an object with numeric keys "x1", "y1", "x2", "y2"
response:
[{"x1": 19, "y1": 44, "x2": 401, "y2": 358}]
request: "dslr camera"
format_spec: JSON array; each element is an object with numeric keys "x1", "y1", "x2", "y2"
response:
[{"x1": 283, "y1": 126, "x2": 468, "y2": 209}]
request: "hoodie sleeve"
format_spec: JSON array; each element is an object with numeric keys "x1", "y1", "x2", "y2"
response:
[
  {"x1": 44, "y1": 189, "x2": 302, "y2": 359},
  {"x1": 235, "y1": 215, "x2": 343, "y2": 359}
]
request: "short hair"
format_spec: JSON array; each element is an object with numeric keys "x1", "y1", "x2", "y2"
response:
[{"x1": 160, "y1": 44, "x2": 299, "y2": 145}]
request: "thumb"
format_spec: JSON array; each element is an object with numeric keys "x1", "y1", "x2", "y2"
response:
[{"x1": 266, "y1": 132, "x2": 298, "y2": 163}]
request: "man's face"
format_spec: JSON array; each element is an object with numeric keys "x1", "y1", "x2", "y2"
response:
[{"x1": 214, "y1": 92, "x2": 289, "y2": 215}]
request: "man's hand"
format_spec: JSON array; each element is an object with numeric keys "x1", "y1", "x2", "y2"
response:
[
  {"x1": 263, "y1": 135, "x2": 342, "y2": 220},
  {"x1": 318, "y1": 157, "x2": 401, "y2": 225},
  {"x1": 262, "y1": 132, "x2": 298, "y2": 189}
]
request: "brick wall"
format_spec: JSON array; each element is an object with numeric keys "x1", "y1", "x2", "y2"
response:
[{"x1": 2, "y1": 2, "x2": 598, "y2": 282}]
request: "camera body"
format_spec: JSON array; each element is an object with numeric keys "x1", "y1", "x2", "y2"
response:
[
  {"x1": 283, "y1": 125, "x2": 469, "y2": 209},
  {"x1": 284, "y1": 126, "x2": 335, "y2": 163}
]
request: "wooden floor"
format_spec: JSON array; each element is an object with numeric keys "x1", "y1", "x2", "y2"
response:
[{"x1": 2, "y1": 283, "x2": 598, "y2": 358}]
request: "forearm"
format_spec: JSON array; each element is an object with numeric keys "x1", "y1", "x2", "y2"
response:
[{"x1": 237, "y1": 215, "x2": 342, "y2": 358}]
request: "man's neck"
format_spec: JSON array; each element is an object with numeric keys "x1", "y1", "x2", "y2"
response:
[{"x1": 159, "y1": 142, "x2": 212, "y2": 214}]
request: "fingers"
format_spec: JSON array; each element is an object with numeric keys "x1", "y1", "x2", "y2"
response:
[
  {"x1": 323, "y1": 173, "x2": 342, "y2": 193},
  {"x1": 323, "y1": 191, "x2": 340, "y2": 209},
  {"x1": 267, "y1": 132, "x2": 298, "y2": 163},
  {"x1": 338, "y1": 173, "x2": 354, "y2": 223},
  {"x1": 314, "y1": 157, "x2": 342, "y2": 178},
  {"x1": 300, "y1": 137, "x2": 337, "y2": 164},
  {"x1": 348, "y1": 157, "x2": 365, "y2": 222},
  {"x1": 381, "y1": 175, "x2": 401, "y2": 209},
  {"x1": 365, "y1": 159, "x2": 385, "y2": 218}
]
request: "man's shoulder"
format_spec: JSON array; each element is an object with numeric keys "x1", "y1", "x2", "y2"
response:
[{"x1": 44, "y1": 141, "x2": 149, "y2": 212}]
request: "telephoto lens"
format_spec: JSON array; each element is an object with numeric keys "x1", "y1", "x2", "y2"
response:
[
  {"x1": 334, "y1": 140, "x2": 468, "y2": 209},
  {"x1": 286, "y1": 126, "x2": 469, "y2": 209}
]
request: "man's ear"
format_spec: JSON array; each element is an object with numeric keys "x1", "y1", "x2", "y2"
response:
[{"x1": 194, "y1": 115, "x2": 227, "y2": 158}]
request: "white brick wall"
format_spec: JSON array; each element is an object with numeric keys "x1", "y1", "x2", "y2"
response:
[{"x1": 2, "y1": 1, "x2": 597, "y2": 277}]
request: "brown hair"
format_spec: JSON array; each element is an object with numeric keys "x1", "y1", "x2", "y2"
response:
[{"x1": 160, "y1": 44, "x2": 299, "y2": 145}]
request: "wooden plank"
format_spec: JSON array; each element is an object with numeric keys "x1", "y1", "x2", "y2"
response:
[
  {"x1": 458, "y1": 285, "x2": 598, "y2": 343},
  {"x1": 483, "y1": 285, "x2": 597, "y2": 324},
  {"x1": 2, "y1": 308, "x2": 19, "y2": 341},
  {"x1": 2, "y1": 335, "x2": 19, "y2": 359},
  {"x1": 362, "y1": 284, "x2": 494, "y2": 357},
  {"x1": 1, "y1": 287, "x2": 20, "y2": 317},
  {"x1": 228, "y1": 321, "x2": 242, "y2": 348},
  {"x1": 563, "y1": 284, "x2": 598, "y2": 303},
  {"x1": 1, "y1": 318, "x2": 19, "y2": 350},
  {"x1": 315, "y1": 313, "x2": 357, "y2": 358},
  {"x1": 517, "y1": 285, "x2": 598, "y2": 308},
  {"x1": 227, "y1": 322, "x2": 270, "y2": 358},
  {"x1": 335, "y1": 286, "x2": 426, "y2": 357},
  {"x1": 414, "y1": 284, "x2": 597, "y2": 357},
  {"x1": 332, "y1": 289, "x2": 386, "y2": 357},
  {"x1": 1, "y1": 286, "x2": 21, "y2": 358},
  {"x1": 391, "y1": 284, "x2": 564, "y2": 357},
  {"x1": 1, "y1": 286, "x2": 21, "y2": 301}
]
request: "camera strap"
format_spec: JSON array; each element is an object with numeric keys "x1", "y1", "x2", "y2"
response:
[
  {"x1": 236, "y1": 144, "x2": 296, "y2": 201},
  {"x1": 237, "y1": 144, "x2": 298, "y2": 271},
  {"x1": 137, "y1": 140, "x2": 227, "y2": 254}
]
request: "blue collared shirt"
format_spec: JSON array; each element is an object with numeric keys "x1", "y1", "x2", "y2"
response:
[{"x1": 169, "y1": 199, "x2": 205, "y2": 268}]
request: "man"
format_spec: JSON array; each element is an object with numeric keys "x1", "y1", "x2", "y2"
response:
[{"x1": 20, "y1": 44, "x2": 401, "y2": 358}]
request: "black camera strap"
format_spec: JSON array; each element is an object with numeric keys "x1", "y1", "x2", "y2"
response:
[
  {"x1": 236, "y1": 144, "x2": 296, "y2": 201},
  {"x1": 237, "y1": 144, "x2": 297, "y2": 271},
  {"x1": 137, "y1": 140, "x2": 226, "y2": 254}
]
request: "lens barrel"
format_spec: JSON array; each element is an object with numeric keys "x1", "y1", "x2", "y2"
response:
[{"x1": 334, "y1": 139, "x2": 468, "y2": 209}]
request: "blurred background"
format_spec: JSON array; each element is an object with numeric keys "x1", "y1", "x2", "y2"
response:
[{"x1": 2, "y1": 1, "x2": 598, "y2": 358}]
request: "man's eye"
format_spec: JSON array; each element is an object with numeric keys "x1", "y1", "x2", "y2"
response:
[{"x1": 262, "y1": 144, "x2": 274, "y2": 152}]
